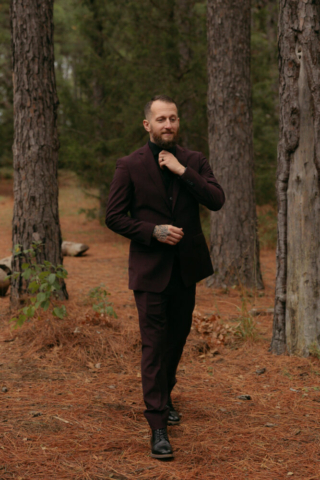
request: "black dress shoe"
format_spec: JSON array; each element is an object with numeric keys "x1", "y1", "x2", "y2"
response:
[
  {"x1": 167, "y1": 398, "x2": 180, "y2": 425},
  {"x1": 151, "y1": 428, "x2": 174, "y2": 459}
]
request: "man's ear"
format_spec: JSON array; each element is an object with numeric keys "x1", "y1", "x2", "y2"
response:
[{"x1": 143, "y1": 119, "x2": 151, "y2": 133}]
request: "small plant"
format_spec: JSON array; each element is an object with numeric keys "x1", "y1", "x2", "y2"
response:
[
  {"x1": 235, "y1": 313, "x2": 259, "y2": 341},
  {"x1": 9, "y1": 242, "x2": 68, "y2": 327},
  {"x1": 234, "y1": 286, "x2": 259, "y2": 341},
  {"x1": 282, "y1": 368, "x2": 293, "y2": 379},
  {"x1": 309, "y1": 341, "x2": 320, "y2": 360},
  {"x1": 87, "y1": 284, "x2": 117, "y2": 318}
]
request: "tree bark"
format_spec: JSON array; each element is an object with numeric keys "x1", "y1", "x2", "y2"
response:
[
  {"x1": 207, "y1": 0, "x2": 263, "y2": 289},
  {"x1": 271, "y1": 1, "x2": 320, "y2": 356},
  {"x1": 11, "y1": 0, "x2": 67, "y2": 302}
]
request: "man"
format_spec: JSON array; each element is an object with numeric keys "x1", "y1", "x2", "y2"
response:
[{"x1": 106, "y1": 95, "x2": 225, "y2": 459}]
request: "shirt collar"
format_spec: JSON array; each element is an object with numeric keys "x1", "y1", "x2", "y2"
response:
[{"x1": 148, "y1": 140, "x2": 176, "y2": 157}]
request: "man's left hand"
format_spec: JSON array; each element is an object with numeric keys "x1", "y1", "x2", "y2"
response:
[{"x1": 159, "y1": 150, "x2": 186, "y2": 176}]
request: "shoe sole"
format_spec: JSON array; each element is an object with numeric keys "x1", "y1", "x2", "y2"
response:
[
  {"x1": 151, "y1": 452, "x2": 174, "y2": 459},
  {"x1": 167, "y1": 420, "x2": 180, "y2": 426}
]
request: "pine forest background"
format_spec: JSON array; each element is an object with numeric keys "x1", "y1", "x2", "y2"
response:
[{"x1": 0, "y1": 0, "x2": 278, "y2": 208}]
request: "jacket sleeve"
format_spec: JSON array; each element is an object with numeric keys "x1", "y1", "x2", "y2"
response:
[
  {"x1": 105, "y1": 158, "x2": 156, "y2": 245},
  {"x1": 179, "y1": 153, "x2": 225, "y2": 211}
]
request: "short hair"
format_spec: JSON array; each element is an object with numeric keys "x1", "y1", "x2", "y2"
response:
[{"x1": 144, "y1": 95, "x2": 178, "y2": 119}]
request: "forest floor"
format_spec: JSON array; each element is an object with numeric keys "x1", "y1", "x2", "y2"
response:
[{"x1": 0, "y1": 174, "x2": 320, "y2": 480}]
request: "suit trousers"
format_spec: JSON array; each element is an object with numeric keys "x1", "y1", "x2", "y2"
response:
[{"x1": 134, "y1": 259, "x2": 196, "y2": 430}]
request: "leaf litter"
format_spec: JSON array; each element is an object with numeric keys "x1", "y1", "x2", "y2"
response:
[{"x1": 0, "y1": 185, "x2": 320, "y2": 479}]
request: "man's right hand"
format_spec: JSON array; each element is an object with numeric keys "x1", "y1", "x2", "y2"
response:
[{"x1": 153, "y1": 225, "x2": 184, "y2": 245}]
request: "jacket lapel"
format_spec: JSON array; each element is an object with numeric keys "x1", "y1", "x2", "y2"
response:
[
  {"x1": 172, "y1": 146, "x2": 188, "y2": 211},
  {"x1": 139, "y1": 144, "x2": 172, "y2": 213}
]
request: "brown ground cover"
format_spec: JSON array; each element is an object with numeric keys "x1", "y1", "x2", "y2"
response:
[{"x1": 0, "y1": 176, "x2": 320, "y2": 479}]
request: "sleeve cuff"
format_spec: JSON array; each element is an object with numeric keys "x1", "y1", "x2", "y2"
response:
[
  {"x1": 179, "y1": 166, "x2": 187, "y2": 178},
  {"x1": 179, "y1": 167, "x2": 195, "y2": 186}
]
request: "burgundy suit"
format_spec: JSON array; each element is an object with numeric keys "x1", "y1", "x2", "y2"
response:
[{"x1": 106, "y1": 143, "x2": 224, "y2": 429}]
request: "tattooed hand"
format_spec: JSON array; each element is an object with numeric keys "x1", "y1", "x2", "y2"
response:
[{"x1": 153, "y1": 225, "x2": 184, "y2": 245}]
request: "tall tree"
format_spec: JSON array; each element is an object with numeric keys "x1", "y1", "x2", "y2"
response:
[
  {"x1": 271, "y1": 1, "x2": 320, "y2": 356},
  {"x1": 251, "y1": 0, "x2": 279, "y2": 206},
  {"x1": 207, "y1": 0, "x2": 263, "y2": 289},
  {"x1": 174, "y1": 0, "x2": 201, "y2": 151},
  {"x1": 80, "y1": 0, "x2": 110, "y2": 219},
  {"x1": 11, "y1": 0, "x2": 67, "y2": 302}
]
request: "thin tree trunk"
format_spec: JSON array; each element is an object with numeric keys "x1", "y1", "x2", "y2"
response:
[
  {"x1": 87, "y1": 0, "x2": 108, "y2": 221},
  {"x1": 174, "y1": 0, "x2": 194, "y2": 149},
  {"x1": 207, "y1": 0, "x2": 263, "y2": 289},
  {"x1": 11, "y1": 0, "x2": 67, "y2": 303},
  {"x1": 271, "y1": 1, "x2": 320, "y2": 356}
]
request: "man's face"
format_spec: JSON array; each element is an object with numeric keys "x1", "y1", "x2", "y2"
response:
[{"x1": 143, "y1": 100, "x2": 180, "y2": 149}]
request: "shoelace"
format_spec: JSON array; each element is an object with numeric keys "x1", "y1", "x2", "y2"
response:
[{"x1": 154, "y1": 428, "x2": 169, "y2": 442}]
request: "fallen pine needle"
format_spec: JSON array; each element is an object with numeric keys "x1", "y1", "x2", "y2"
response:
[{"x1": 53, "y1": 415, "x2": 73, "y2": 425}]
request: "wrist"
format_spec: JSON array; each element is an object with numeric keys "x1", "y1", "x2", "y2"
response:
[{"x1": 178, "y1": 166, "x2": 186, "y2": 176}]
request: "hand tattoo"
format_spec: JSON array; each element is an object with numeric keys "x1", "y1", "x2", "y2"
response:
[{"x1": 153, "y1": 225, "x2": 169, "y2": 241}]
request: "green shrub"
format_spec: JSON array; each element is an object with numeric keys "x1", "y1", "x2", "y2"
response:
[
  {"x1": 87, "y1": 284, "x2": 117, "y2": 318},
  {"x1": 9, "y1": 242, "x2": 68, "y2": 327}
]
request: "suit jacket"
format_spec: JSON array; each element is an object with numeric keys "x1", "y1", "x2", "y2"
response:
[{"x1": 105, "y1": 143, "x2": 225, "y2": 292}]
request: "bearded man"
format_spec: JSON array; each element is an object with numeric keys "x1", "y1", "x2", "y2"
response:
[{"x1": 106, "y1": 95, "x2": 225, "y2": 459}]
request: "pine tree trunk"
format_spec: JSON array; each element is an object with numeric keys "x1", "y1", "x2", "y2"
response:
[
  {"x1": 271, "y1": 1, "x2": 320, "y2": 356},
  {"x1": 87, "y1": 0, "x2": 108, "y2": 221},
  {"x1": 174, "y1": 0, "x2": 194, "y2": 149},
  {"x1": 11, "y1": 0, "x2": 67, "y2": 303},
  {"x1": 207, "y1": 0, "x2": 263, "y2": 289}
]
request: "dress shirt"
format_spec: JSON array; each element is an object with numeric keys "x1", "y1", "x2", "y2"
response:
[{"x1": 148, "y1": 140, "x2": 177, "y2": 193}]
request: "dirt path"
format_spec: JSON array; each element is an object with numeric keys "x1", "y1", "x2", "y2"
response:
[{"x1": 0, "y1": 179, "x2": 319, "y2": 479}]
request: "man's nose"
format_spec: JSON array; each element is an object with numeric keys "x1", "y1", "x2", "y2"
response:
[{"x1": 164, "y1": 119, "x2": 172, "y2": 128}]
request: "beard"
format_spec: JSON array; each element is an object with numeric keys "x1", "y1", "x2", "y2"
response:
[{"x1": 151, "y1": 130, "x2": 179, "y2": 149}]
